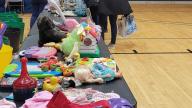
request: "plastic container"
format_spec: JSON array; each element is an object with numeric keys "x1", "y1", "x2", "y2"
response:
[
  {"x1": 3, "y1": 36, "x2": 10, "y2": 45},
  {"x1": 0, "y1": 12, "x2": 25, "y2": 43},
  {"x1": 0, "y1": 44, "x2": 13, "y2": 78},
  {"x1": 4, "y1": 28, "x2": 21, "y2": 53}
]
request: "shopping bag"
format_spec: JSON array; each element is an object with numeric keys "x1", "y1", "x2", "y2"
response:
[{"x1": 117, "y1": 15, "x2": 136, "y2": 37}]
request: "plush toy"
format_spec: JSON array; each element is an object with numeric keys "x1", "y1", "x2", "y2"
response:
[
  {"x1": 44, "y1": 25, "x2": 84, "y2": 55},
  {"x1": 37, "y1": 16, "x2": 67, "y2": 47},
  {"x1": 74, "y1": 65, "x2": 104, "y2": 84},
  {"x1": 48, "y1": 0, "x2": 79, "y2": 32}
]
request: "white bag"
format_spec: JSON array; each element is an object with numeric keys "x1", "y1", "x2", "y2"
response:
[{"x1": 117, "y1": 15, "x2": 136, "y2": 37}]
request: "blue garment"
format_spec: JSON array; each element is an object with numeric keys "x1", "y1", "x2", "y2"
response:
[
  {"x1": 92, "y1": 63, "x2": 116, "y2": 82},
  {"x1": 30, "y1": 0, "x2": 47, "y2": 28}
]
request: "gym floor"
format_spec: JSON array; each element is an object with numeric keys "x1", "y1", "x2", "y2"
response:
[{"x1": 21, "y1": 4, "x2": 192, "y2": 108}]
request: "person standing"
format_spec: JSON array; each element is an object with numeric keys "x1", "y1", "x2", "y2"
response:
[
  {"x1": 98, "y1": 0, "x2": 133, "y2": 48},
  {"x1": 83, "y1": 0, "x2": 99, "y2": 25},
  {"x1": 30, "y1": 0, "x2": 48, "y2": 28}
]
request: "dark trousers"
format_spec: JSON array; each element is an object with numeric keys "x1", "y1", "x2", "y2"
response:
[
  {"x1": 99, "y1": 15, "x2": 117, "y2": 44},
  {"x1": 90, "y1": 6, "x2": 99, "y2": 25},
  {"x1": 0, "y1": 0, "x2": 5, "y2": 12},
  {"x1": 30, "y1": 3, "x2": 47, "y2": 28}
]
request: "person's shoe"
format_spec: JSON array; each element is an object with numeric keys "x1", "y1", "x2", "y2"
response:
[{"x1": 107, "y1": 43, "x2": 115, "y2": 49}]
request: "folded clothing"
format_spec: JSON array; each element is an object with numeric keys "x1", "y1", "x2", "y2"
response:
[
  {"x1": 22, "y1": 91, "x2": 53, "y2": 108},
  {"x1": 63, "y1": 88, "x2": 120, "y2": 105},
  {"x1": 47, "y1": 90, "x2": 110, "y2": 108},
  {"x1": 0, "y1": 98, "x2": 16, "y2": 108}
]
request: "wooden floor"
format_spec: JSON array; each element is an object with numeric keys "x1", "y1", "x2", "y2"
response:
[{"x1": 20, "y1": 4, "x2": 192, "y2": 108}]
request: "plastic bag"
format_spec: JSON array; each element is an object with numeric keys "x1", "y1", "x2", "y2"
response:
[{"x1": 117, "y1": 15, "x2": 136, "y2": 37}]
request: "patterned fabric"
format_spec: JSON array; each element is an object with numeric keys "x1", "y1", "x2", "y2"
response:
[
  {"x1": 63, "y1": 0, "x2": 87, "y2": 16},
  {"x1": 63, "y1": 88, "x2": 120, "y2": 105},
  {"x1": 47, "y1": 90, "x2": 110, "y2": 108},
  {"x1": 74, "y1": 0, "x2": 87, "y2": 16},
  {"x1": 92, "y1": 63, "x2": 116, "y2": 82}
]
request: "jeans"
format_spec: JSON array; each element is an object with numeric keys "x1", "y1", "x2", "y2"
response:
[
  {"x1": 30, "y1": 3, "x2": 47, "y2": 28},
  {"x1": 99, "y1": 15, "x2": 117, "y2": 44}
]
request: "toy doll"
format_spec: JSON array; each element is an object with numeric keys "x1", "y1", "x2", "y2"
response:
[{"x1": 74, "y1": 65, "x2": 104, "y2": 84}]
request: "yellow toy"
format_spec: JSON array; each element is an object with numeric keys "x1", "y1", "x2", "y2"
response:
[
  {"x1": 43, "y1": 76, "x2": 61, "y2": 92},
  {"x1": 0, "y1": 44, "x2": 13, "y2": 78}
]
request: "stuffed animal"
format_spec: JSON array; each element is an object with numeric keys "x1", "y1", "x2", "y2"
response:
[
  {"x1": 37, "y1": 16, "x2": 67, "y2": 47},
  {"x1": 74, "y1": 65, "x2": 104, "y2": 84},
  {"x1": 44, "y1": 25, "x2": 84, "y2": 55}
]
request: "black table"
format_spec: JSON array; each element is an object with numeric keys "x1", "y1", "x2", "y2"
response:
[{"x1": 0, "y1": 10, "x2": 137, "y2": 108}]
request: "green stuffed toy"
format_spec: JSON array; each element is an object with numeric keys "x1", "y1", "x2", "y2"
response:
[{"x1": 44, "y1": 25, "x2": 84, "y2": 55}]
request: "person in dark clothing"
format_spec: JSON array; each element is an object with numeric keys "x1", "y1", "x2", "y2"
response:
[
  {"x1": 89, "y1": 6, "x2": 99, "y2": 25},
  {"x1": 83, "y1": 0, "x2": 99, "y2": 24},
  {"x1": 99, "y1": 15, "x2": 117, "y2": 46},
  {"x1": 0, "y1": 0, "x2": 5, "y2": 12},
  {"x1": 98, "y1": 0, "x2": 133, "y2": 48},
  {"x1": 30, "y1": 0, "x2": 48, "y2": 28}
]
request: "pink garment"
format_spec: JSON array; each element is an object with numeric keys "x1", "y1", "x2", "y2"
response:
[
  {"x1": 0, "y1": 98, "x2": 16, "y2": 108},
  {"x1": 63, "y1": 88, "x2": 120, "y2": 105},
  {"x1": 58, "y1": 19, "x2": 79, "y2": 32},
  {"x1": 22, "y1": 91, "x2": 53, "y2": 108}
]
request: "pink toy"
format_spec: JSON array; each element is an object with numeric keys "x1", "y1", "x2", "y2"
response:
[
  {"x1": 20, "y1": 46, "x2": 57, "y2": 59},
  {"x1": 57, "y1": 19, "x2": 79, "y2": 32}
]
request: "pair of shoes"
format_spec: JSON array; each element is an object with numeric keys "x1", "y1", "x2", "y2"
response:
[{"x1": 107, "y1": 43, "x2": 115, "y2": 49}]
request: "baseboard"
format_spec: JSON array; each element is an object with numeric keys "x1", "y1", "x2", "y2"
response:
[{"x1": 129, "y1": 1, "x2": 192, "y2": 4}]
